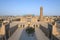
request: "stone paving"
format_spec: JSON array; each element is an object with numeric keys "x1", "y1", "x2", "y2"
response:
[
  {"x1": 8, "y1": 28, "x2": 23, "y2": 40},
  {"x1": 8, "y1": 28, "x2": 49, "y2": 40},
  {"x1": 35, "y1": 28, "x2": 49, "y2": 40}
]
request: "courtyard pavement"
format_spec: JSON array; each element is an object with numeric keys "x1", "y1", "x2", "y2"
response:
[{"x1": 8, "y1": 27, "x2": 49, "y2": 40}]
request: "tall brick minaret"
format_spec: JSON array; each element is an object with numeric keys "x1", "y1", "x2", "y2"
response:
[{"x1": 40, "y1": 6, "x2": 43, "y2": 21}]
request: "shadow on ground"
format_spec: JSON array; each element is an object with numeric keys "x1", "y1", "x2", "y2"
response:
[{"x1": 19, "y1": 28, "x2": 38, "y2": 40}]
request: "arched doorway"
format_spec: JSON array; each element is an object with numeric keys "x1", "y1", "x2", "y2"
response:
[{"x1": 33, "y1": 24, "x2": 39, "y2": 28}]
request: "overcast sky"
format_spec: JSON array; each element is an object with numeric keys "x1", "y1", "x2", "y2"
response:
[{"x1": 0, "y1": 0, "x2": 60, "y2": 16}]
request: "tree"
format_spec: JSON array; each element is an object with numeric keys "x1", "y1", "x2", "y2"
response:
[{"x1": 26, "y1": 27, "x2": 35, "y2": 34}]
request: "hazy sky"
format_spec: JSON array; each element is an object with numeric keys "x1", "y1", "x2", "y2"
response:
[{"x1": 0, "y1": 0, "x2": 60, "y2": 16}]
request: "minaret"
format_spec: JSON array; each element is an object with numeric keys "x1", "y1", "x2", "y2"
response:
[{"x1": 40, "y1": 6, "x2": 43, "y2": 21}]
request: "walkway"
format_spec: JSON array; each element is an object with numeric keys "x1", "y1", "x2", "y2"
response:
[
  {"x1": 35, "y1": 28, "x2": 49, "y2": 40},
  {"x1": 8, "y1": 28, "x2": 23, "y2": 40}
]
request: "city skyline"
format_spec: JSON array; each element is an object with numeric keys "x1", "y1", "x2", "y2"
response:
[{"x1": 0, "y1": 0, "x2": 60, "y2": 16}]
